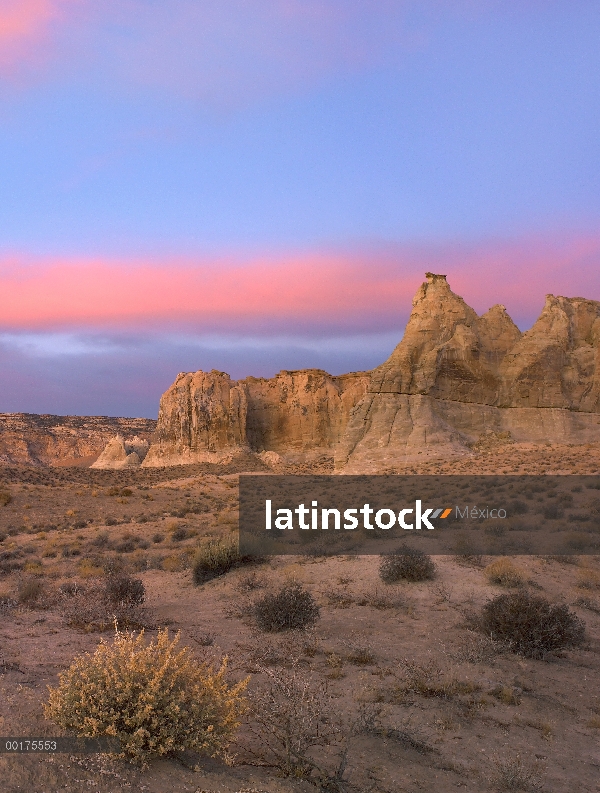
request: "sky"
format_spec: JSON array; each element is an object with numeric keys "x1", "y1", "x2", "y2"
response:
[{"x1": 1, "y1": 0, "x2": 599, "y2": 418}]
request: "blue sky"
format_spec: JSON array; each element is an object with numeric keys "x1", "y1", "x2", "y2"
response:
[{"x1": 1, "y1": 1, "x2": 599, "y2": 416}]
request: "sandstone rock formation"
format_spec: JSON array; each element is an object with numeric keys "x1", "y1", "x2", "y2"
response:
[
  {"x1": 142, "y1": 369, "x2": 370, "y2": 466},
  {"x1": 0, "y1": 414, "x2": 156, "y2": 467},
  {"x1": 90, "y1": 435, "x2": 150, "y2": 469},
  {"x1": 144, "y1": 274, "x2": 600, "y2": 471}
]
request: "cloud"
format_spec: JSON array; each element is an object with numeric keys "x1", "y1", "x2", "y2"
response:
[
  {"x1": 1, "y1": 237, "x2": 599, "y2": 336},
  {"x1": 0, "y1": 252, "x2": 418, "y2": 333},
  {"x1": 0, "y1": 0, "x2": 74, "y2": 76},
  {"x1": 0, "y1": 1, "x2": 463, "y2": 103}
]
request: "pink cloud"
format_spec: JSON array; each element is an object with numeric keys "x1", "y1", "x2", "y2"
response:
[
  {"x1": 0, "y1": 2, "x2": 447, "y2": 101},
  {"x1": 0, "y1": 0, "x2": 72, "y2": 74},
  {"x1": 2, "y1": 237, "x2": 599, "y2": 334}
]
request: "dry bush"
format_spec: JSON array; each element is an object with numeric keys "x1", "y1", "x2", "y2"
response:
[
  {"x1": 355, "y1": 586, "x2": 407, "y2": 610},
  {"x1": 446, "y1": 630, "x2": 505, "y2": 664},
  {"x1": 481, "y1": 592, "x2": 585, "y2": 659},
  {"x1": 104, "y1": 574, "x2": 145, "y2": 606},
  {"x1": 397, "y1": 659, "x2": 478, "y2": 700},
  {"x1": 379, "y1": 546, "x2": 436, "y2": 583},
  {"x1": 323, "y1": 585, "x2": 356, "y2": 608},
  {"x1": 235, "y1": 571, "x2": 268, "y2": 593},
  {"x1": 253, "y1": 583, "x2": 320, "y2": 632},
  {"x1": 484, "y1": 558, "x2": 526, "y2": 587},
  {"x1": 192, "y1": 537, "x2": 259, "y2": 584},
  {"x1": 0, "y1": 489, "x2": 12, "y2": 507},
  {"x1": 239, "y1": 629, "x2": 318, "y2": 670},
  {"x1": 490, "y1": 755, "x2": 544, "y2": 791},
  {"x1": 344, "y1": 642, "x2": 376, "y2": 666},
  {"x1": 242, "y1": 666, "x2": 350, "y2": 789},
  {"x1": 45, "y1": 629, "x2": 247, "y2": 764},
  {"x1": 60, "y1": 581, "x2": 151, "y2": 632},
  {"x1": 16, "y1": 576, "x2": 46, "y2": 606},
  {"x1": 576, "y1": 568, "x2": 600, "y2": 590}
]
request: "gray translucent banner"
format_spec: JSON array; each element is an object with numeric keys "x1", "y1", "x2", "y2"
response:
[{"x1": 239, "y1": 475, "x2": 600, "y2": 556}]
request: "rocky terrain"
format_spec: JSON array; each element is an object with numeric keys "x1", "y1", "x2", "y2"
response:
[
  {"x1": 142, "y1": 273, "x2": 600, "y2": 471},
  {"x1": 0, "y1": 414, "x2": 156, "y2": 467}
]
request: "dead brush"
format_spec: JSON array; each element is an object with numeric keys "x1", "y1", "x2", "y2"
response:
[
  {"x1": 490, "y1": 754, "x2": 544, "y2": 791},
  {"x1": 253, "y1": 582, "x2": 320, "y2": 632},
  {"x1": 322, "y1": 585, "x2": 356, "y2": 608},
  {"x1": 60, "y1": 579, "x2": 152, "y2": 632},
  {"x1": 235, "y1": 571, "x2": 268, "y2": 593},
  {"x1": 379, "y1": 545, "x2": 436, "y2": 583},
  {"x1": 239, "y1": 666, "x2": 363, "y2": 791},
  {"x1": 480, "y1": 591, "x2": 586, "y2": 659},
  {"x1": 396, "y1": 659, "x2": 480, "y2": 700},
  {"x1": 484, "y1": 558, "x2": 526, "y2": 587},
  {"x1": 444, "y1": 630, "x2": 505, "y2": 664},
  {"x1": 355, "y1": 585, "x2": 407, "y2": 610}
]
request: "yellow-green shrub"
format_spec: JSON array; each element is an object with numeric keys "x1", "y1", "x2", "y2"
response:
[
  {"x1": 484, "y1": 557, "x2": 525, "y2": 587},
  {"x1": 44, "y1": 629, "x2": 247, "y2": 763}
]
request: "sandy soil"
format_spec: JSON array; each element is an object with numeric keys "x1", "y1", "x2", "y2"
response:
[{"x1": 0, "y1": 443, "x2": 599, "y2": 793}]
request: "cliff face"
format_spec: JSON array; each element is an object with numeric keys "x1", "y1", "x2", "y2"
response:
[
  {"x1": 142, "y1": 369, "x2": 370, "y2": 466},
  {"x1": 145, "y1": 274, "x2": 600, "y2": 470},
  {"x1": 0, "y1": 414, "x2": 156, "y2": 467}
]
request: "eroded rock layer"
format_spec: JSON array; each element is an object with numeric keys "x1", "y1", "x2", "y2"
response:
[
  {"x1": 0, "y1": 414, "x2": 156, "y2": 467},
  {"x1": 142, "y1": 369, "x2": 370, "y2": 467},
  {"x1": 144, "y1": 274, "x2": 600, "y2": 470}
]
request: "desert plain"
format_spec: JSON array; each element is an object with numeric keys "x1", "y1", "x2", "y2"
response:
[{"x1": 0, "y1": 440, "x2": 599, "y2": 793}]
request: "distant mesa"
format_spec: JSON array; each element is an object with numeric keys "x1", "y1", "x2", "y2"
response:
[
  {"x1": 91, "y1": 435, "x2": 150, "y2": 469},
  {"x1": 0, "y1": 414, "x2": 156, "y2": 467},
  {"x1": 142, "y1": 272, "x2": 600, "y2": 472}
]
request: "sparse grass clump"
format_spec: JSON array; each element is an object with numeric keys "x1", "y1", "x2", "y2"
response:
[
  {"x1": 0, "y1": 489, "x2": 12, "y2": 507},
  {"x1": 193, "y1": 537, "x2": 258, "y2": 584},
  {"x1": 379, "y1": 546, "x2": 436, "y2": 583},
  {"x1": 484, "y1": 558, "x2": 525, "y2": 587},
  {"x1": 104, "y1": 574, "x2": 145, "y2": 606},
  {"x1": 481, "y1": 591, "x2": 585, "y2": 659},
  {"x1": 45, "y1": 629, "x2": 247, "y2": 763},
  {"x1": 491, "y1": 754, "x2": 543, "y2": 791},
  {"x1": 254, "y1": 583, "x2": 320, "y2": 632},
  {"x1": 17, "y1": 576, "x2": 45, "y2": 605}
]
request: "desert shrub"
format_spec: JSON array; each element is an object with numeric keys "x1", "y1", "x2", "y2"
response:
[
  {"x1": 105, "y1": 516, "x2": 118, "y2": 526},
  {"x1": 171, "y1": 526, "x2": 188, "y2": 542},
  {"x1": 484, "y1": 558, "x2": 525, "y2": 587},
  {"x1": 192, "y1": 537, "x2": 246, "y2": 584},
  {"x1": 244, "y1": 666, "x2": 350, "y2": 785},
  {"x1": 480, "y1": 591, "x2": 585, "y2": 659},
  {"x1": 152, "y1": 532, "x2": 164, "y2": 544},
  {"x1": 59, "y1": 581, "x2": 86, "y2": 597},
  {"x1": 44, "y1": 629, "x2": 247, "y2": 763},
  {"x1": 542, "y1": 503, "x2": 563, "y2": 520},
  {"x1": 490, "y1": 754, "x2": 543, "y2": 791},
  {"x1": 17, "y1": 576, "x2": 45, "y2": 604},
  {"x1": 508, "y1": 499, "x2": 528, "y2": 515},
  {"x1": 379, "y1": 546, "x2": 436, "y2": 583},
  {"x1": 0, "y1": 489, "x2": 12, "y2": 507},
  {"x1": 61, "y1": 578, "x2": 150, "y2": 632},
  {"x1": 92, "y1": 531, "x2": 110, "y2": 548},
  {"x1": 107, "y1": 487, "x2": 133, "y2": 497},
  {"x1": 254, "y1": 583, "x2": 320, "y2": 632},
  {"x1": 104, "y1": 574, "x2": 145, "y2": 606},
  {"x1": 577, "y1": 568, "x2": 600, "y2": 590}
]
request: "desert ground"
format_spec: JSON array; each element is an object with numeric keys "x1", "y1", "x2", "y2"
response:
[{"x1": 0, "y1": 442, "x2": 599, "y2": 793}]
